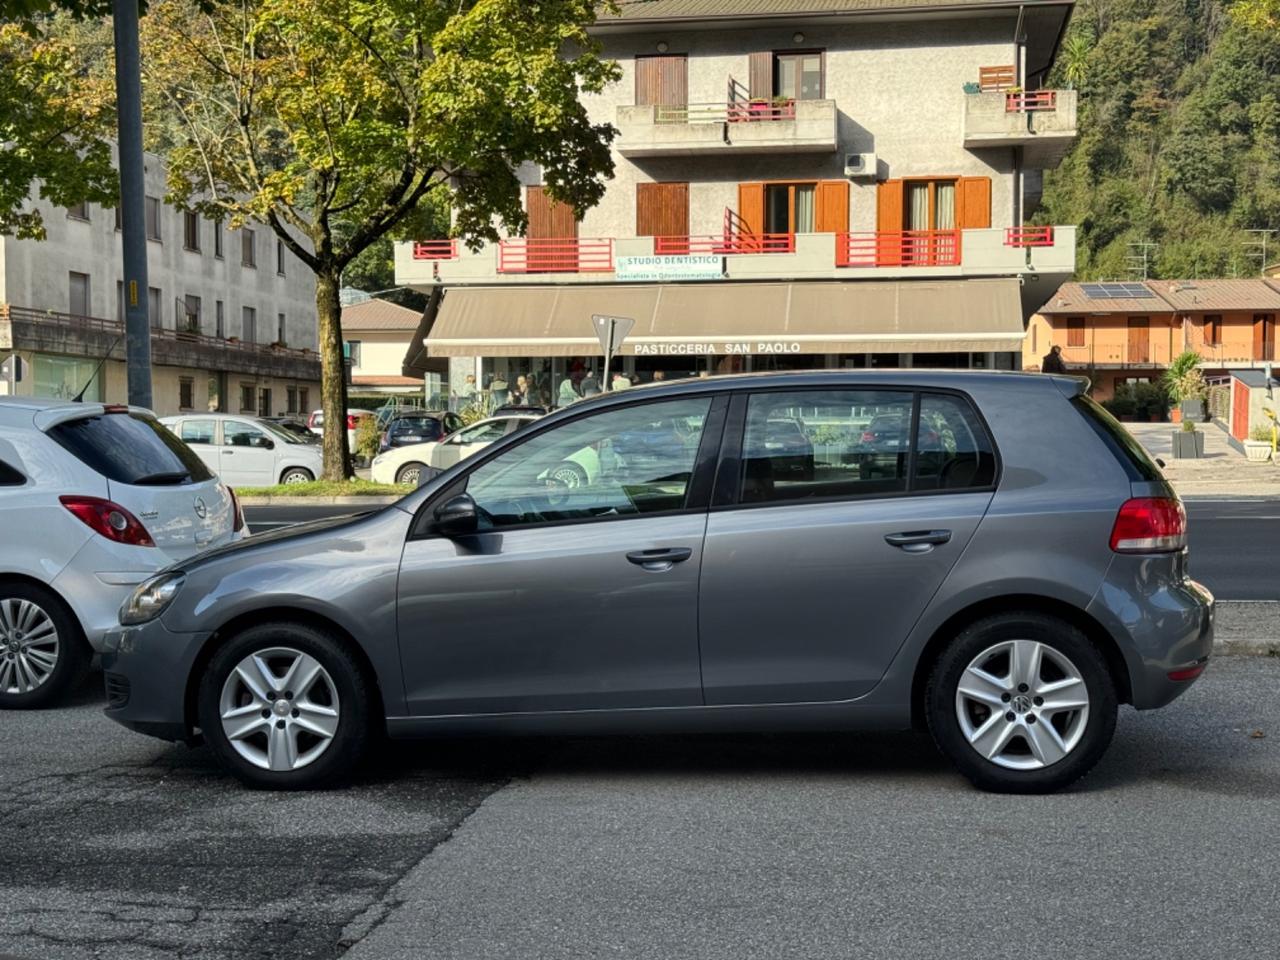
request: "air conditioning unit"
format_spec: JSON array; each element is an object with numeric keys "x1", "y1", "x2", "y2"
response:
[{"x1": 843, "y1": 152, "x2": 877, "y2": 179}]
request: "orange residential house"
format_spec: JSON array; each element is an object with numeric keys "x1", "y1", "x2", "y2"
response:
[{"x1": 1024, "y1": 279, "x2": 1280, "y2": 401}]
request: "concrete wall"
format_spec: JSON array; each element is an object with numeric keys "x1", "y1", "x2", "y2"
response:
[
  {"x1": 0, "y1": 148, "x2": 318, "y2": 352},
  {"x1": 560, "y1": 17, "x2": 1019, "y2": 239}
]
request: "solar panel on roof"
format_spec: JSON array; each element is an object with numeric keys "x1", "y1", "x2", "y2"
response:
[{"x1": 1081, "y1": 282, "x2": 1152, "y2": 300}]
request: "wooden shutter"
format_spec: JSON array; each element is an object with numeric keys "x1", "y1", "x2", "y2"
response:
[
  {"x1": 957, "y1": 177, "x2": 991, "y2": 229},
  {"x1": 526, "y1": 186, "x2": 577, "y2": 239},
  {"x1": 1203, "y1": 315, "x2": 1221, "y2": 346},
  {"x1": 876, "y1": 180, "x2": 904, "y2": 232},
  {"x1": 1128, "y1": 317, "x2": 1150, "y2": 364},
  {"x1": 635, "y1": 55, "x2": 687, "y2": 107},
  {"x1": 1067, "y1": 317, "x2": 1085, "y2": 348},
  {"x1": 748, "y1": 52, "x2": 773, "y2": 99},
  {"x1": 814, "y1": 180, "x2": 850, "y2": 234},
  {"x1": 1256, "y1": 313, "x2": 1276, "y2": 361},
  {"x1": 737, "y1": 182, "x2": 765, "y2": 235},
  {"x1": 636, "y1": 182, "x2": 689, "y2": 240}
]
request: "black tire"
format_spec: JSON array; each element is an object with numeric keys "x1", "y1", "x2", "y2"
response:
[
  {"x1": 280, "y1": 467, "x2": 315, "y2": 485},
  {"x1": 0, "y1": 580, "x2": 91, "y2": 710},
  {"x1": 925, "y1": 612, "x2": 1117, "y2": 794},
  {"x1": 395, "y1": 462, "x2": 426, "y2": 486},
  {"x1": 197, "y1": 622, "x2": 372, "y2": 789}
]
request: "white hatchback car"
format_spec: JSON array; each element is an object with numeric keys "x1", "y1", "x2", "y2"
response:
[
  {"x1": 0, "y1": 398, "x2": 244, "y2": 707},
  {"x1": 370, "y1": 414, "x2": 538, "y2": 486},
  {"x1": 161, "y1": 414, "x2": 324, "y2": 487}
]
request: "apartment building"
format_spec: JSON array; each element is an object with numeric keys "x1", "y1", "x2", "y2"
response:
[
  {"x1": 1024, "y1": 279, "x2": 1280, "y2": 400},
  {"x1": 0, "y1": 149, "x2": 320, "y2": 417},
  {"x1": 395, "y1": 0, "x2": 1079, "y2": 405},
  {"x1": 343, "y1": 296, "x2": 443, "y2": 402}
]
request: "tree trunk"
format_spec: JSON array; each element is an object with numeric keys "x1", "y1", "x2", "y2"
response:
[{"x1": 315, "y1": 270, "x2": 351, "y2": 481}]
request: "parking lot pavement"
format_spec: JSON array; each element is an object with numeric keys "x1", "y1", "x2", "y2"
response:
[{"x1": 3, "y1": 659, "x2": 1277, "y2": 960}]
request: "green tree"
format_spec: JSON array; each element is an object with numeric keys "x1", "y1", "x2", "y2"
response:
[
  {"x1": 0, "y1": 18, "x2": 116, "y2": 239},
  {"x1": 1232, "y1": 0, "x2": 1280, "y2": 31},
  {"x1": 141, "y1": 0, "x2": 618, "y2": 479}
]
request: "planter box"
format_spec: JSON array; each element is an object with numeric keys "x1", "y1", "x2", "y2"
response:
[
  {"x1": 1244, "y1": 441, "x2": 1273, "y2": 463},
  {"x1": 1171, "y1": 430, "x2": 1204, "y2": 459}
]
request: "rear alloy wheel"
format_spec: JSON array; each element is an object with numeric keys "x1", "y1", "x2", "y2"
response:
[
  {"x1": 926, "y1": 613, "x2": 1117, "y2": 793},
  {"x1": 0, "y1": 583, "x2": 89, "y2": 709},
  {"x1": 395, "y1": 462, "x2": 426, "y2": 486},
  {"x1": 280, "y1": 467, "x2": 314, "y2": 485},
  {"x1": 549, "y1": 461, "x2": 587, "y2": 488},
  {"x1": 198, "y1": 623, "x2": 370, "y2": 789}
]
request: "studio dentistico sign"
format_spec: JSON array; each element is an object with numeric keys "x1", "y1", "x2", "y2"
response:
[{"x1": 614, "y1": 255, "x2": 724, "y2": 282}]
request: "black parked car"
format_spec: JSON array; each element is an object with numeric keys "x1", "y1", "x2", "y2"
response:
[{"x1": 379, "y1": 411, "x2": 465, "y2": 453}]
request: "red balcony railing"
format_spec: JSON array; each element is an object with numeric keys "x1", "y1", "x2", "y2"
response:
[
  {"x1": 654, "y1": 100, "x2": 797, "y2": 124},
  {"x1": 412, "y1": 239, "x2": 459, "y2": 260},
  {"x1": 654, "y1": 233, "x2": 795, "y2": 255},
  {"x1": 836, "y1": 230, "x2": 962, "y2": 268},
  {"x1": 1005, "y1": 225, "x2": 1055, "y2": 247},
  {"x1": 1006, "y1": 91, "x2": 1057, "y2": 112},
  {"x1": 497, "y1": 238, "x2": 615, "y2": 274}
]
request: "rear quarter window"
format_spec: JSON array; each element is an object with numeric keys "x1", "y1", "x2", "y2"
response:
[
  {"x1": 0, "y1": 457, "x2": 24, "y2": 485},
  {"x1": 49, "y1": 412, "x2": 214, "y2": 485},
  {"x1": 1070, "y1": 396, "x2": 1163, "y2": 482}
]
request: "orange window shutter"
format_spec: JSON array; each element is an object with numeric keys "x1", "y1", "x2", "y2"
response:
[
  {"x1": 876, "y1": 180, "x2": 904, "y2": 232},
  {"x1": 957, "y1": 177, "x2": 991, "y2": 229},
  {"x1": 748, "y1": 53, "x2": 772, "y2": 100},
  {"x1": 814, "y1": 180, "x2": 850, "y2": 234},
  {"x1": 737, "y1": 182, "x2": 765, "y2": 235}
]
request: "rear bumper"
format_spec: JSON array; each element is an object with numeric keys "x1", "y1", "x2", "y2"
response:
[
  {"x1": 1089, "y1": 573, "x2": 1214, "y2": 710},
  {"x1": 100, "y1": 621, "x2": 210, "y2": 741}
]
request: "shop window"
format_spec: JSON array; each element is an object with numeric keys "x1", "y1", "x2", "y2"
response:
[
  {"x1": 1067, "y1": 317, "x2": 1085, "y2": 347},
  {"x1": 179, "y1": 377, "x2": 195, "y2": 410},
  {"x1": 208, "y1": 373, "x2": 226, "y2": 413},
  {"x1": 34, "y1": 355, "x2": 102, "y2": 402}
]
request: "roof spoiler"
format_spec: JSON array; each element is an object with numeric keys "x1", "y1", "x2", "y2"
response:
[{"x1": 1050, "y1": 374, "x2": 1090, "y2": 398}]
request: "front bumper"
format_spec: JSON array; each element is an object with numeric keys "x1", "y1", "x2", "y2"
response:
[{"x1": 100, "y1": 621, "x2": 211, "y2": 742}]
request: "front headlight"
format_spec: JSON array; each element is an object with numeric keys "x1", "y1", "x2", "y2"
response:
[
  {"x1": 371, "y1": 454, "x2": 385, "y2": 466},
  {"x1": 120, "y1": 572, "x2": 185, "y2": 626}
]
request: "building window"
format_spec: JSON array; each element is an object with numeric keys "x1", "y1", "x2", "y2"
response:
[
  {"x1": 905, "y1": 179, "x2": 958, "y2": 231},
  {"x1": 286, "y1": 385, "x2": 298, "y2": 414},
  {"x1": 215, "y1": 300, "x2": 225, "y2": 338},
  {"x1": 240, "y1": 383, "x2": 256, "y2": 412},
  {"x1": 258, "y1": 387, "x2": 272, "y2": 417},
  {"x1": 144, "y1": 196, "x2": 162, "y2": 241},
  {"x1": 241, "y1": 228, "x2": 256, "y2": 267},
  {"x1": 179, "y1": 377, "x2": 195, "y2": 410},
  {"x1": 242, "y1": 306, "x2": 257, "y2": 343},
  {"x1": 1204, "y1": 314, "x2": 1222, "y2": 347},
  {"x1": 34, "y1": 355, "x2": 103, "y2": 402},
  {"x1": 148, "y1": 286, "x2": 163, "y2": 329},
  {"x1": 214, "y1": 219, "x2": 224, "y2": 259},
  {"x1": 67, "y1": 201, "x2": 90, "y2": 221},
  {"x1": 276, "y1": 238, "x2": 286, "y2": 275},
  {"x1": 764, "y1": 183, "x2": 816, "y2": 234},
  {"x1": 68, "y1": 271, "x2": 91, "y2": 317},
  {"x1": 298, "y1": 387, "x2": 309, "y2": 412},
  {"x1": 114, "y1": 206, "x2": 122, "y2": 231},
  {"x1": 277, "y1": 313, "x2": 286, "y2": 346},
  {"x1": 1067, "y1": 317, "x2": 1085, "y2": 347},
  {"x1": 345, "y1": 340, "x2": 362, "y2": 368},
  {"x1": 183, "y1": 210, "x2": 200, "y2": 251},
  {"x1": 183, "y1": 294, "x2": 202, "y2": 333},
  {"x1": 773, "y1": 51, "x2": 824, "y2": 100},
  {"x1": 208, "y1": 373, "x2": 226, "y2": 412}
]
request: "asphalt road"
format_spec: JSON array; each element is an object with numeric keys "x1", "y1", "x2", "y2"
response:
[
  {"x1": 245, "y1": 499, "x2": 1280, "y2": 600},
  {"x1": 2, "y1": 659, "x2": 1276, "y2": 959}
]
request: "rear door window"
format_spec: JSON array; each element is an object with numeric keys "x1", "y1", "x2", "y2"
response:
[
  {"x1": 49, "y1": 412, "x2": 213, "y2": 485},
  {"x1": 179, "y1": 420, "x2": 216, "y2": 445}
]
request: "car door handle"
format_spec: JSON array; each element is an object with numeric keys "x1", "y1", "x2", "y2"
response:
[
  {"x1": 626, "y1": 547, "x2": 693, "y2": 570},
  {"x1": 884, "y1": 530, "x2": 952, "y2": 552}
]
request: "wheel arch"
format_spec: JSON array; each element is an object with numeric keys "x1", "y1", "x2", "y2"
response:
[
  {"x1": 0, "y1": 572, "x2": 87, "y2": 645},
  {"x1": 184, "y1": 606, "x2": 386, "y2": 737},
  {"x1": 909, "y1": 594, "x2": 1133, "y2": 729},
  {"x1": 279, "y1": 465, "x2": 316, "y2": 484}
]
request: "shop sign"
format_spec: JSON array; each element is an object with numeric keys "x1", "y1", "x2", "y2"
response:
[
  {"x1": 615, "y1": 255, "x2": 724, "y2": 282},
  {"x1": 630, "y1": 341, "x2": 802, "y2": 356}
]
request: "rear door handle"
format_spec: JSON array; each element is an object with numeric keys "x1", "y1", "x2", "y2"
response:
[
  {"x1": 626, "y1": 547, "x2": 693, "y2": 570},
  {"x1": 884, "y1": 530, "x2": 952, "y2": 553}
]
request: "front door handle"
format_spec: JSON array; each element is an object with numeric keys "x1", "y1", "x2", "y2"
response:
[
  {"x1": 626, "y1": 547, "x2": 693, "y2": 571},
  {"x1": 884, "y1": 530, "x2": 952, "y2": 553}
]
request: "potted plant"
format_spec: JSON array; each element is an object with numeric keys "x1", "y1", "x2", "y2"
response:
[
  {"x1": 1131, "y1": 381, "x2": 1167, "y2": 422},
  {"x1": 1103, "y1": 385, "x2": 1136, "y2": 422},
  {"x1": 1163, "y1": 351, "x2": 1207, "y2": 422},
  {"x1": 1245, "y1": 425, "x2": 1274, "y2": 463},
  {"x1": 963, "y1": 80, "x2": 981, "y2": 94},
  {"x1": 1171, "y1": 420, "x2": 1204, "y2": 459}
]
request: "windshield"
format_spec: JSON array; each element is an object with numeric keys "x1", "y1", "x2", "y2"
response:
[{"x1": 258, "y1": 419, "x2": 310, "y2": 445}]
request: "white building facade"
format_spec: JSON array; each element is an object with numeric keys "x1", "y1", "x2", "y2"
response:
[
  {"x1": 0, "y1": 149, "x2": 321, "y2": 417},
  {"x1": 396, "y1": 0, "x2": 1080, "y2": 408}
]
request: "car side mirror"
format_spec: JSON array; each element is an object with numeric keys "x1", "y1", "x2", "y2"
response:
[
  {"x1": 259, "y1": 437, "x2": 275, "y2": 450},
  {"x1": 434, "y1": 493, "x2": 479, "y2": 537}
]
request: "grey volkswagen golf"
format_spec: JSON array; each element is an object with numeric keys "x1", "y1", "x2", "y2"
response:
[{"x1": 102, "y1": 372, "x2": 1213, "y2": 793}]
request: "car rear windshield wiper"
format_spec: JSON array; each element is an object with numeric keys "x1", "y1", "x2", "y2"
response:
[{"x1": 131, "y1": 471, "x2": 191, "y2": 485}]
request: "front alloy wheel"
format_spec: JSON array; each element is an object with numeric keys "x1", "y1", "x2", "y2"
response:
[{"x1": 0, "y1": 598, "x2": 60, "y2": 696}]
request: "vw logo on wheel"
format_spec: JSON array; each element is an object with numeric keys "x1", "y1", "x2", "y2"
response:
[{"x1": 193, "y1": 497, "x2": 208, "y2": 519}]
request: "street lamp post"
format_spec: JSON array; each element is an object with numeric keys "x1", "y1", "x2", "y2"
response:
[{"x1": 112, "y1": 0, "x2": 152, "y2": 408}]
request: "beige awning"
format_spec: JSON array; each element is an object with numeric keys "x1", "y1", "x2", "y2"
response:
[{"x1": 423, "y1": 278, "x2": 1025, "y2": 357}]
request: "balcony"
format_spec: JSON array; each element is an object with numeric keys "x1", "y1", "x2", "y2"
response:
[
  {"x1": 0, "y1": 305, "x2": 321, "y2": 381},
  {"x1": 963, "y1": 89, "x2": 1078, "y2": 167},
  {"x1": 395, "y1": 225, "x2": 1076, "y2": 288},
  {"x1": 616, "y1": 98, "x2": 838, "y2": 157}
]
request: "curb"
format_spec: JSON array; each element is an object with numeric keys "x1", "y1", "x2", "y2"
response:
[
  {"x1": 1213, "y1": 601, "x2": 1280, "y2": 656},
  {"x1": 238, "y1": 496, "x2": 401, "y2": 506}
]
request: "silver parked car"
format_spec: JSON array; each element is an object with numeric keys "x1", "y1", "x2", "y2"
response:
[{"x1": 102, "y1": 372, "x2": 1213, "y2": 792}]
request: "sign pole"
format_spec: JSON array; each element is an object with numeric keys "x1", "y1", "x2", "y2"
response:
[
  {"x1": 592, "y1": 314, "x2": 635, "y2": 394},
  {"x1": 602, "y1": 318, "x2": 616, "y2": 392}
]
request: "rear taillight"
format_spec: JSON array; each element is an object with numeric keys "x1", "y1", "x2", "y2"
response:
[
  {"x1": 226, "y1": 485, "x2": 245, "y2": 533},
  {"x1": 60, "y1": 496, "x2": 155, "y2": 547},
  {"x1": 861, "y1": 430, "x2": 876, "y2": 443},
  {"x1": 1109, "y1": 497, "x2": 1187, "y2": 553}
]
